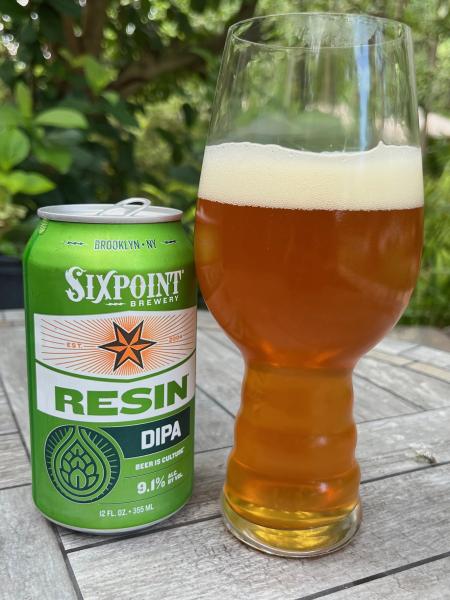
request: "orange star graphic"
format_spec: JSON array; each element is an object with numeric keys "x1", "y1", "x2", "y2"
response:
[{"x1": 99, "y1": 321, "x2": 156, "y2": 371}]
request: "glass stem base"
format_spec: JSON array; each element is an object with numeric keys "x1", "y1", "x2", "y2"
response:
[{"x1": 221, "y1": 492, "x2": 362, "y2": 557}]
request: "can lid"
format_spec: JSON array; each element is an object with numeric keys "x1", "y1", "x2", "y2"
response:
[{"x1": 37, "y1": 198, "x2": 182, "y2": 223}]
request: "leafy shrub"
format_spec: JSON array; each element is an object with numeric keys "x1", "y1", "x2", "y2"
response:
[{"x1": 0, "y1": 0, "x2": 448, "y2": 325}]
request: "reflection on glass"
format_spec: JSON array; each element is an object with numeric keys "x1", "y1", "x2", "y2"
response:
[{"x1": 195, "y1": 13, "x2": 423, "y2": 556}]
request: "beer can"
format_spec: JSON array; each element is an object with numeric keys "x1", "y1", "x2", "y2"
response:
[{"x1": 23, "y1": 198, "x2": 197, "y2": 533}]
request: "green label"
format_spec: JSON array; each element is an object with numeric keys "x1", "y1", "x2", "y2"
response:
[
  {"x1": 104, "y1": 407, "x2": 191, "y2": 458},
  {"x1": 45, "y1": 425, "x2": 121, "y2": 503},
  {"x1": 24, "y1": 221, "x2": 196, "y2": 531}
]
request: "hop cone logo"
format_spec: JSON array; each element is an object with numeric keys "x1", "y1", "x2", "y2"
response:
[{"x1": 45, "y1": 426, "x2": 120, "y2": 503}]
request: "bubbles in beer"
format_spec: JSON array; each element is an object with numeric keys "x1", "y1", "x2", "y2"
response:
[{"x1": 198, "y1": 142, "x2": 423, "y2": 210}]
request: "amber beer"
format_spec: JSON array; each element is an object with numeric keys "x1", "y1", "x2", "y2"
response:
[{"x1": 195, "y1": 142, "x2": 423, "y2": 552}]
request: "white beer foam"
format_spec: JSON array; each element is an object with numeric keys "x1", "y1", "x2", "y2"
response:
[{"x1": 198, "y1": 142, "x2": 423, "y2": 210}]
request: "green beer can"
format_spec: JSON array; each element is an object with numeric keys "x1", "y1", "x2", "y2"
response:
[{"x1": 23, "y1": 198, "x2": 197, "y2": 533}]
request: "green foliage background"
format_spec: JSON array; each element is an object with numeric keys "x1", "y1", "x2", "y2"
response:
[{"x1": 0, "y1": 0, "x2": 448, "y2": 325}]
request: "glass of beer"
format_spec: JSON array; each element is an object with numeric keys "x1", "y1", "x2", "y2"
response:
[{"x1": 195, "y1": 13, "x2": 423, "y2": 556}]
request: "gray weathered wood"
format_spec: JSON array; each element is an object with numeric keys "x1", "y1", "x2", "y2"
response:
[
  {"x1": 367, "y1": 348, "x2": 413, "y2": 366},
  {"x1": 0, "y1": 324, "x2": 29, "y2": 450},
  {"x1": 199, "y1": 330, "x2": 421, "y2": 422},
  {"x1": 319, "y1": 557, "x2": 450, "y2": 600},
  {"x1": 356, "y1": 356, "x2": 450, "y2": 411},
  {"x1": 208, "y1": 323, "x2": 412, "y2": 366},
  {"x1": 68, "y1": 465, "x2": 450, "y2": 600},
  {"x1": 195, "y1": 388, "x2": 234, "y2": 453},
  {"x1": 205, "y1": 324, "x2": 450, "y2": 415},
  {"x1": 62, "y1": 402, "x2": 450, "y2": 551},
  {"x1": 197, "y1": 309, "x2": 220, "y2": 330},
  {"x1": 196, "y1": 330, "x2": 243, "y2": 415},
  {"x1": 403, "y1": 344, "x2": 450, "y2": 368},
  {"x1": 60, "y1": 446, "x2": 228, "y2": 551},
  {"x1": 0, "y1": 486, "x2": 78, "y2": 600},
  {"x1": 1, "y1": 308, "x2": 25, "y2": 324},
  {"x1": 406, "y1": 361, "x2": 450, "y2": 383},
  {"x1": 0, "y1": 387, "x2": 16, "y2": 435},
  {"x1": 374, "y1": 337, "x2": 419, "y2": 355},
  {"x1": 2, "y1": 308, "x2": 450, "y2": 600},
  {"x1": 352, "y1": 376, "x2": 418, "y2": 422},
  {"x1": 391, "y1": 326, "x2": 450, "y2": 353},
  {"x1": 357, "y1": 405, "x2": 450, "y2": 480},
  {"x1": 0, "y1": 433, "x2": 30, "y2": 489}
]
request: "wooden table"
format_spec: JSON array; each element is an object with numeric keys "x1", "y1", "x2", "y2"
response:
[{"x1": 1, "y1": 308, "x2": 450, "y2": 600}]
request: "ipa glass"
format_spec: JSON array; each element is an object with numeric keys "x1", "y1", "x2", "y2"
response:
[{"x1": 195, "y1": 13, "x2": 423, "y2": 556}]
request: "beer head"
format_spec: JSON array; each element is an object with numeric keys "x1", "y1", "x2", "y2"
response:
[{"x1": 198, "y1": 142, "x2": 423, "y2": 211}]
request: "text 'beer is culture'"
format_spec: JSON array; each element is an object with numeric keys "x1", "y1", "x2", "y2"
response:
[{"x1": 24, "y1": 199, "x2": 197, "y2": 533}]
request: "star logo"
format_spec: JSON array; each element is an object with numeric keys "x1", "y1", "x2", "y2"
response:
[{"x1": 99, "y1": 321, "x2": 156, "y2": 371}]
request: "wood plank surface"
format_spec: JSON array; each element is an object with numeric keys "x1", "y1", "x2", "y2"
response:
[
  {"x1": 355, "y1": 356, "x2": 450, "y2": 411},
  {"x1": 357, "y1": 405, "x2": 450, "y2": 480},
  {"x1": 313, "y1": 556, "x2": 450, "y2": 600},
  {"x1": 198, "y1": 330, "x2": 424, "y2": 422},
  {"x1": 197, "y1": 309, "x2": 220, "y2": 330},
  {"x1": 1, "y1": 309, "x2": 450, "y2": 600},
  {"x1": 352, "y1": 376, "x2": 419, "y2": 423},
  {"x1": 0, "y1": 323, "x2": 29, "y2": 450},
  {"x1": 0, "y1": 387, "x2": 16, "y2": 435},
  {"x1": 373, "y1": 338, "x2": 419, "y2": 355},
  {"x1": 0, "y1": 486, "x2": 79, "y2": 600},
  {"x1": 61, "y1": 400, "x2": 450, "y2": 552},
  {"x1": 0, "y1": 433, "x2": 30, "y2": 489},
  {"x1": 405, "y1": 361, "x2": 450, "y2": 383},
  {"x1": 68, "y1": 465, "x2": 450, "y2": 600},
  {"x1": 209, "y1": 326, "x2": 420, "y2": 371},
  {"x1": 59, "y1": 446, "x2": 228, "y2": 551},
  {"x1": 0, "y1": 309, "x2": 25, "y2": 324},
  {"x1": 196, "y1": 330, "x2": 243, "y2": 415},
  {"x1": 366, "y1": 349, "x2": 412, "y2": 366},
  {"x1": 204, "y1": 326, "x2": 450, "y2": 414},
  {"x1": 195, "y1": 388, "x2": 234, "y2": 452},
  {"x1": 403, "y1": 344, "x2": 450, "y2": 368}
]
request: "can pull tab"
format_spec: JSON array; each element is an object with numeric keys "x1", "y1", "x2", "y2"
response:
[
  {"x1": 117, "y1": 197, "x2": 151, "y2": 208},
  {"x1": 97, "y1": 197, "x2": 152, "y2": 218},
  {"x1": 116, "y1": 198, "x2": 152, "y2": 216}
]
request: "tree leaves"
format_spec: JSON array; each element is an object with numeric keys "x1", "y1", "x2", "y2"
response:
[
  {"x1": 0, "y1": 171, "x2": 55, "y2": 195},
  {"x1": 35, "y1": 108, "x2": 88, "y2": 129},
  {"x1": 0, "y1": 106, "x2": 23, "y2": 128},
  {"x1": 33, "y1": 141, "x2": 72, "y2": 173},
  {"x1": 104, "y1": 96, "x2": 138, "y2": 128},
  {"x1": 61, "y1": 52, "x2": 117, "y2": 95},
  {"x1": 15, "y1": 82, "x2": 33, "y2": 119},
  {"x1": 15, "y1": 172, "x2": 55, "y2": 194},
  {"x1": 0, "y1": 129, "x2": 30, "y2": 170},
  {"x1": 83, "y1": 56, "x2": 117, "y2": 94}
]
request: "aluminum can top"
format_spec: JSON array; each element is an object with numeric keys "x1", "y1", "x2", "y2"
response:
[{"x1": 37, "y1": 198, "x2": 182, "y2": 224}]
